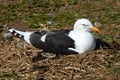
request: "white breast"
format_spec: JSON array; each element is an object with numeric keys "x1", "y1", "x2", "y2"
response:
[{"x1": 68, "y1": 31, "x2": 96, "y2": 54}]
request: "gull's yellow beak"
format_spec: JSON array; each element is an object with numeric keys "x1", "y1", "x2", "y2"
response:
[{"x1": 89, "y1": 27, "x2": 100, "y2": 33}]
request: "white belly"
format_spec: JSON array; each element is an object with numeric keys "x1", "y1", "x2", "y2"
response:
[{"x1": 68, "y1": 31, "x2": 96, "y2": 53}]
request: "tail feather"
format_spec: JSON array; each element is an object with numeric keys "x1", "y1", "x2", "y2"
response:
[
  {"x1": 0, "y1": 26, "x2": 32, "y2": 44},
  {"x1": 7, "y1": 27, "x2": 33, "y2": 44},
  {"x1": 8, "y1": 28, "x2": 24, "y2": 39}
]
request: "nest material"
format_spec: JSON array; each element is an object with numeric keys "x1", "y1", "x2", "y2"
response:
[{"x1": 0, "y1": 38, "x2": 120, "y2": 80}]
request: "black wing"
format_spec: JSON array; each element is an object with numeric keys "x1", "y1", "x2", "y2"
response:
[
  {"x1": 44, "y1": 31, "x2": 77, "y2": 54},
  {"x1": 30, "y1": 30, "x2": 77, "y2": 54}
]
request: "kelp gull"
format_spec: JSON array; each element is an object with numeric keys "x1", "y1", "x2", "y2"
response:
[{"x1": 7, "y1": 18, "x2": 100, "y2": 54}]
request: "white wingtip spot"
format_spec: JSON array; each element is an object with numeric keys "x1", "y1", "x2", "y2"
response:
[
  {"x1": 41, "y1": 34, "x2": 47, "y2": 42},
  {"x1": 19, "y1": 35, "x2": 23, "y2": 38},
  {"x1": 14, "y1": 33, "x2": 17, "y2": 35},
  {"x1": 8, "y1": 28, "x2": 14, "y2": 33}
]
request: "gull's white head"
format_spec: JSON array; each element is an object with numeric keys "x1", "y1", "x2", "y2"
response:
[{"x1": 73, "y1": 18, "x2": 99, "y2": 33}]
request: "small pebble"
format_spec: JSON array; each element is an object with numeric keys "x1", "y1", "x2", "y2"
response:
[
  {"x1": 94, "y1": 22, "x2": 102, "y2": 27},
  {"x1": 46, "y1": 21, "x2": 53, "y2": 26},
  {"x1": 2, "y1": 32, "x2": 13, "y2": 38}
]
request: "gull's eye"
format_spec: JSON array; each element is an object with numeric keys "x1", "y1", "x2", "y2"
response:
[{"x1": 82, "y1": 24, "x2": 88, "y2": 26}]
